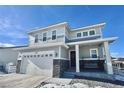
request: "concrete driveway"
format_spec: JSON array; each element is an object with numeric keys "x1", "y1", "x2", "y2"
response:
[{"x1": 0, "y1": 74, "x2": 49, "y2": 88}]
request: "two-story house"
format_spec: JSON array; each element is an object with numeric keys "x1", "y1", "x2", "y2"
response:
[{"x1": 15, "y1": 22, "x2": 118, "y2": 77}]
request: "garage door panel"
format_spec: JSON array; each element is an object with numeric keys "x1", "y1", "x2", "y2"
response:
[
  {"x1": 29, "y1": 58, "x2": 53, "y2": 69},
  {"x1": 20, "y1": 51, "x2": 54, "y2": 77}
]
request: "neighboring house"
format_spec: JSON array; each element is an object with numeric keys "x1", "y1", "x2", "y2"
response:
[
  {"x1": 112, "y1": 58, "x2": 124, "y2": 78},
  {"x1": 112, "y1": 58, "x2": 124, "y2": 70},
  {"x1": 0, "y1": 46, "x2": 26, "y2": 72},
  {"x1": 0, "y1": 22, "x2": 118, "y2": 77}
]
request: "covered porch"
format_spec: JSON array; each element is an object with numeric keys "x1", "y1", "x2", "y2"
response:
[{"x1": 67, "y1": 37, "x2": 118, "y2": 75}]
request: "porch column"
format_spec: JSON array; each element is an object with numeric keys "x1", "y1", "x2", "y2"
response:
[
  {"x1": 104, "y1": 41, "x2": 113, "y2": 74},
  {"x1": 59, "y1": 46, "x2": 61, "y2": 59},
  {"x1": 118, "y1": 63, "x2": 121, "y2": 69},
  {"x1": 75, "y1": 44, "x2": 80, "y2": 72}
]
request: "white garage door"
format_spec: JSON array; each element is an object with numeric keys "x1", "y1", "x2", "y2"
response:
[{"x1": 20, "y1": 51, "x2": 55, "y2": 77}]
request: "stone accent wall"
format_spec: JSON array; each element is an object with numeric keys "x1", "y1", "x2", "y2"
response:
[
  {"x1": 80, "y1": 60, "x2": 105, "y2": 71},
  {"x1": 53, "y1": 59, "x2": 69, "y2": 78}
]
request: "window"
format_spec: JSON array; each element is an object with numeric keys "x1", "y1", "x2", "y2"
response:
[
  {"x1": 43, "y1": 33, "x2": 47, "y2": 41},
  {"x1": 55, "y1": 53, "x2": 58, "y2": 57},
  {"x1": 39, "y1": 34, "x2": 42, "y2": 41},
  {"x1": 52, "y1": 30, "x2": 56, "y2": 40},
  {"x1": 77, "y1": 33, "x2": 81, "y2": 38},
  {"x1": 41, "y1": 55, "x2": 44, "y2": 57},
  {"x1": 45, "y1": 54, "x2": 48, "y2": 57},
  {"x1": 49, "y1": 54, "x2": 53, "y2": 57},
  {"x1": 37, "y1": 55, "x2": 40, "y2": 57},
  {"x1": 90, "y1": 49, "x2": 98, "y2": 58},
  {"x1": 83, "y1": 32, "x2": 88, "y2": 36},
  {"x1": 34, "y1": 35, "x2": 38, "y2": 43},
  {"x1": 89, "y1": 30, "x2": 95, "y2": 35}
]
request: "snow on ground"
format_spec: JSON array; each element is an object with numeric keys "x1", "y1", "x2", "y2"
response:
[
  {"x1": 70, "y1": 78, "x2": 124, "y2": 88},
  {"x1": 0, "y1": 72, "x2": 124, "y2": 88},
  {"x1": 38, "y1": 78, "x2": 124, "y2": 88},
  {"x1": 41, "y1": 83, "x2": 89, "y2": 88},
  {"x1": 0, "y1": 72, "x2": 16, "y2": 77},
  {"x1": 44, "y1": 78, "x2": 72, "y2": 84}
]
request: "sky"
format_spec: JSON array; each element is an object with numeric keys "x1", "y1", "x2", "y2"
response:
[{"x1": 0, "y1": 5, "x2": 123, "y2": 57}]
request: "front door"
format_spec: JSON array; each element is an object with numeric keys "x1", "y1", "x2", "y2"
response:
[
  {"x1": 16, "y1": 60, "x2": 21, "y2": 73},
  {"x1": 70, "y1": 51, "x2": 76, "y2": 67}
]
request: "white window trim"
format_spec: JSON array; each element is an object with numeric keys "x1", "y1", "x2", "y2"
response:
[
  {"x1": 38, "y1": 33, "x2": 42, "y2": 41},
  {"x1": 74, "y1": 29, "x2": 96, "y2": 39},
  {"x1": 82, "y1": 31, "x2": 88, "y2": 37},
  {"x1": 71, "y1": 34, "x2": 100, "y2": 40},
  {"x1": 34, "y1": 34, "x2": 38, "y2": 43},
  {"x1": 89, "y1": 29, "x2": 96, "y2": 36},
  {"x1": 51, "y1": 30, "x2": 57, "y2": 40},
  {"x1": 90, "y1": 48, "x2": 98, "y2": 58},
  {"x1": 77, "y1": 32, "x2": 82, "y2": 38},
  {"x1": 42, "y1": 32, "x2": 47, "y2": 42},
  {"x1": 99, "y1": 28, "x2": 103, "y2": 38}
]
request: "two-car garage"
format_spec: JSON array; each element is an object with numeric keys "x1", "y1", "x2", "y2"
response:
[{"x1": 17, "y1": 51, "x2": 55, "y2": 77}]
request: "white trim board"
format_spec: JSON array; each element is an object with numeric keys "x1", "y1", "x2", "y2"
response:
[
  {"x1": 72, "y1": 23, "x2": 105, "y2": 32},
  {"x1": 14, "y1": 42, "x2": 69, "y2": 50},
  {"x1": 67, "y1": 37, "x2": 118, "y2": 45},
  {"x1": 28, "y1": 22, "x2": 68, "y2": 34}
]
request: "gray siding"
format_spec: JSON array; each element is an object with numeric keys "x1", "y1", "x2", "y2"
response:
[
  {"x1": 29, "y1": 25, "x2": 66, "y2": 46},
  {"x1": 69, "y1": 27, "x2": 102, "y2": 40},
  {"x1": 69, "y1": 45, "x2": 104, "y2": 59},
  {"x1": 61, "y1": 46, "x2": 69, "y2": 59},
  {"x1": 79, "y1": 46, "x2": 104, "y2": 59},
  {"x1": 98, "y1": 46, "x2": 104, "y2": 58}
]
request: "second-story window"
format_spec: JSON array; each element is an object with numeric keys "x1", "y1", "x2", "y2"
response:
[
  {"x1": 43, "y1": 33, "x2": 47, "y2": 41},
  {"x1": 34, "y1": 35, "x2": 38, "y2": 43},
  {"x1": 83, "y1": 32, "x2": 88, "y2": 37},
  {"x1": 39, "y1": 34, "x2": 42, "y2": 41},
  {"x1": 52, "y1": 30, "x2": 56, "y2": 40},
  {"x1": 89, "y1": 30, "x2": 95, "y2": 35},
  {"x1": 77, "y1": 33, "x2": 81, "y2": 38}
]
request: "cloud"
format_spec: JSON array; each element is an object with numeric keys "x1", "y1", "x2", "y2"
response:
[
  {"x1": 111, "y1": 52, "x2": 124, "y2": 58},
  {"x1": 111, "y1": 52, "x2": 119, "y2": 57},
  {"x1": 0, "y1": 42, "x2": 15, "y2": 47},
  {"x1": 0, "y1": 17, "x2": 27, "y2": 39},
  {"x1": 0, "y1": 17, "x2": 11, "y2": 28},
  {"x1": 4, "y1": 31, "x2": 27, "y2": 39},
  {"x1": 0, "y1": 6, "x2": 28, "y2": 39}
]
